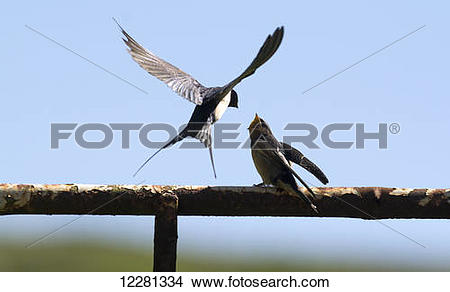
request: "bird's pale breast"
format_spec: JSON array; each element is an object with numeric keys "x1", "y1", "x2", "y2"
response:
[
  {"x1": 251, "y1": 146, "x2": 276, "y2": 185},
  {"x1": 213, "y1": 91, "x2": 231, "y2": 122}
]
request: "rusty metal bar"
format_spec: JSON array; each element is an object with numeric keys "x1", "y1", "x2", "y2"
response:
[
  {"x1": 0, "y1": 184, "x2": 449, "y2": 219},
  {"x1": 153, "y1": 194, "x2": 178, "y2": 272}
]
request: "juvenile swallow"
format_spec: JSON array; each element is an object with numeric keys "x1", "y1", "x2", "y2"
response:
[
  {"x1": 248, "y1": 114, "x2": 329, "y2": 213},
  {"x1": 115, "y1": 19, "x2": 284, "y2": 178}
]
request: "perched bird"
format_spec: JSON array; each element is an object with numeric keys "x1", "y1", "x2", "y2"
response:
[
  {"x1": 248, "y1": 114, "x2": 329, "y2": 213},
  {"x1": 115, "y1": 19, "x2": 284, "y2": 178}
]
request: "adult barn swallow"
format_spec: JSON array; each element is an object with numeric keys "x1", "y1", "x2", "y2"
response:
[
  {"x1": 248, "y1": 114, "x2": 329, "y2": 213},
  {"x1": 115, "y1": 20, "x2": 284, "y2": 178}
]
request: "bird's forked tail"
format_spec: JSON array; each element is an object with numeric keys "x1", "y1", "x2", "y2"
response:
[{"x1": 132, "y1": 134, "x2": 184, "y2": 177}]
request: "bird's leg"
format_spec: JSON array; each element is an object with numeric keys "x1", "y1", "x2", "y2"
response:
[{"x1": 253, "y1": 182, "x2": 274, "y2": 187}]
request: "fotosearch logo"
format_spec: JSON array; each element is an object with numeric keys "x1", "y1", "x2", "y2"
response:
[{"x1": 50, "y1": 122, "x2": 400, "y2": 150}]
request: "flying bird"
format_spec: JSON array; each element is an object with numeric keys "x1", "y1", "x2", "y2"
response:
[
  {"x1": 114, "y1": 19, "x2": 284, "y2": 178},
  {"x1": 248, "y1": 114, "x2": 329, "y2": 213}
]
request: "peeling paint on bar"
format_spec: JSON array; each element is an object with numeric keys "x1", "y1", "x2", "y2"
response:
[
  {"x1": 0, "y1": 184, "x2": 33, "y2": 209},
  {"x1": 0, "y1": 184, "x2": 449, "y2": 219},
  {"x1": 389, "y1": 188, "x2": 415, "y2": 196}
]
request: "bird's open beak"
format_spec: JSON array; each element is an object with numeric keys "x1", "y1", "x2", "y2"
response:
[{"x1": 248, "y1": 113, "x2": 261, "y2": 130}]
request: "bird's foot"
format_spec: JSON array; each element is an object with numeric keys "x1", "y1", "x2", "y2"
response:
[{"x1": 253, "y1": 182, "x2": 274, "y2": 187}]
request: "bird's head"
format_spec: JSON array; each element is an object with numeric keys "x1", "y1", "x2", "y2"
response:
[
  {"x1": 248, "y1": 113, "x2": 262, "y2": 131},
  {"x1": 229, "y1": 90, "x2": 239, "y2": 108},
  {"x1": 248, "y1": 113, "x2": 271, "y2": 130},
  {"x1": 248, "y1": 113, "x2": 273, "y2": 145}
]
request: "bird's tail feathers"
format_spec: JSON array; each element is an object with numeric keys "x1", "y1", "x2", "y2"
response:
[
  {"x1": 132, "y1": 134, "x2": 184, "y2": 177},
  {"x1": 208, "y1": 145, "x2": 217, "y2": 179},
  {"x1": 277, "y1": 179, "x2": 318, "y2": 214},
  {"x1": 287, "y1": 167, "x2": 318, "y2": 200},
  {"x1": 196, "y1": 124, "x2": 217, "y2": 179}
]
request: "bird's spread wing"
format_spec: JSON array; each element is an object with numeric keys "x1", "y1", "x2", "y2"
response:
[
  {"x1": 116, "y1": 20, "x2": 206, "y2": 105},
  {"x1": 218, "y1": 26, "x2": 284, "y2": 96},
  {"x1": 281, "y1": 142, "x2": 329, "y2": 184}
]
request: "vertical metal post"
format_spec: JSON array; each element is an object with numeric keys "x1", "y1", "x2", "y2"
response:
[{"x1": 153, "y1": 195, "x2": 178, "y2": 272}]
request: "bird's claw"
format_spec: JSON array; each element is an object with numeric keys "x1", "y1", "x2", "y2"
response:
[{"x1": 253, "y1": 182, "x2": 273, "y2": 187}]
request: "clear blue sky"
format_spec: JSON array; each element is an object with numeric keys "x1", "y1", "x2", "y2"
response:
[{"x1": 1, "y1": 0, "x2": 449, "y2": 269}]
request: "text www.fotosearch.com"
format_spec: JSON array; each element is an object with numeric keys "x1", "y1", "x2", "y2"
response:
[{"x1": 190, "y1": 275, "x2": 330, "y2": 288}]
